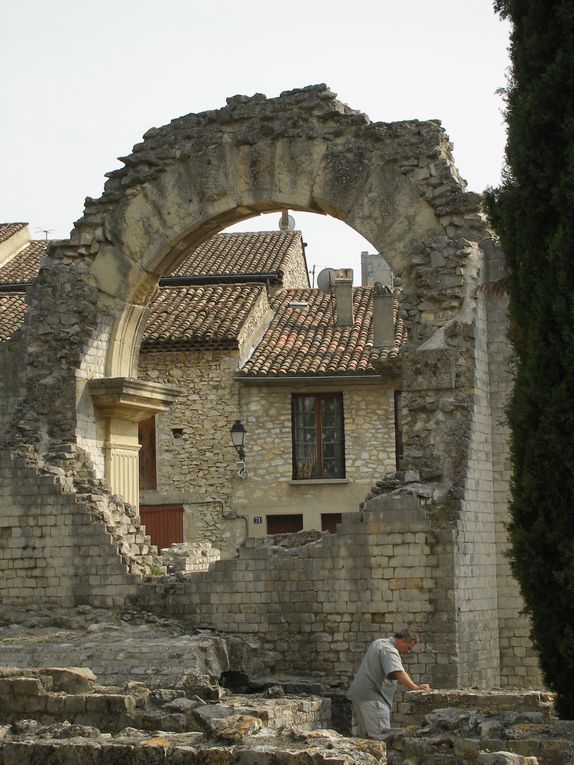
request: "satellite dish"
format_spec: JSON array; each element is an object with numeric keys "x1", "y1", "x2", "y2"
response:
[
  {"x1": 316, "y1": 268, "x2": 336, "y2": 293},
  {"x1": 278, "y1": 212, "x2": 295, "y2": 231}
]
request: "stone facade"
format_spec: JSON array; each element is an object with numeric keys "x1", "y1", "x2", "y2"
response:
[
  {"x1": 138, "y1": 351, "x2": 398, "y2": 554},
  {"x1": 235, "y1": 380, "x2": 397, "y2": 533},
  {"x1": 138, "y1": 348, "x2": 244, "y2": 558}
]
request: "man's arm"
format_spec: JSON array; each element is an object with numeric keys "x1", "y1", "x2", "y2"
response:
[{"x1": 389, "y1": 670, "x2": 431, "y2": 691}]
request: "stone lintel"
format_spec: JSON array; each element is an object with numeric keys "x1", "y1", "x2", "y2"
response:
[
  {"x1": 402, "y1": 348, "x2": 456, "y2": 391},
  {"x1": 90, "y1": 377, "x2": 181, "y2": 422}
]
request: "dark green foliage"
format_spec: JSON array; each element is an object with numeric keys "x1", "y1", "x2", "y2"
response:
[{"x1": 485, "y1": 0, "x2": 574, "y2": 718}]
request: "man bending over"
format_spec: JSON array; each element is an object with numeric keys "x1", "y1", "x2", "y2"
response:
[{"x1": 347, "y1": 628, "x2": 431, "y2": 738}]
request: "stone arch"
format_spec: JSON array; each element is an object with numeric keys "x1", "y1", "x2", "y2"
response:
[
  {"x1": 87, "y1": 105, "x2": 449, "y2": 379},
  {"x1": 2, "y1": 85, "x2": 524, "y2": 683},
  {"x1": 13, "y1": 84, "x2": 493, "y2": 495}
]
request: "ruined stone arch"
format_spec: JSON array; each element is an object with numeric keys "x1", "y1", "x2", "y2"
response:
[
  {"x1": 2, "y1": 85, "x2": 531, "y2": 687},
  {"x1": 87, "y1": 96, "x2": 450, "y2": 380},
  {"x1": 15, "y1": 84, "x2": 492, "y2": 491}
]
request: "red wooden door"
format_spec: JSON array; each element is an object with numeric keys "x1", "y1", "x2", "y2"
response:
[
  {"x1": 140, "y1": 504, "x2": 184, "y2": 550},
  {"x1": 321, "y1": 513, "x2": 342, "y2": 533}
]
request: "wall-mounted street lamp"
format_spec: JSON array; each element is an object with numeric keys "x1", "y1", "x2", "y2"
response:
[{"x1": 230, "y1": 420, "x2": 247, "y2": 479}]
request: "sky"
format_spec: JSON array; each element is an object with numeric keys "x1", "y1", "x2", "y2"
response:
[{"x1": 0, "y1": 1, "x2": 510, "y2": 284}]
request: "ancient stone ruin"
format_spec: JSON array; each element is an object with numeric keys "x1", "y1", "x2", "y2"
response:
[{"x1": 0, "y1": 85, "x2": 557, "y2": 762}]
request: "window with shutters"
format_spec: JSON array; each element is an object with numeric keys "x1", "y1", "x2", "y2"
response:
[{"x1": 292, "y1": 393, "x2": 345, "y2": 480}]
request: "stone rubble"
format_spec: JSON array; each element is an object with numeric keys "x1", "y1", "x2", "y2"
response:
[
  {"x1": 0, "y1": 604, "x2": 569, "y2": 765},
  {"x1": 160, "y1": 542, "x2": 221, "y2": 574}
]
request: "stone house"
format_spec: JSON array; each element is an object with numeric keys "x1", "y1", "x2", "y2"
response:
[
  {"x1": 137, "y1": 227, "x2": 316, "y2": 555},
  {"x1": 0, "y1": 222, "x2": 403, "y2": 559}
]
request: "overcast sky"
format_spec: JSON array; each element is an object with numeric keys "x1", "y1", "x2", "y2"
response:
[{"x1": 1, "y1": 1, "x2": 510, "y2": 283}]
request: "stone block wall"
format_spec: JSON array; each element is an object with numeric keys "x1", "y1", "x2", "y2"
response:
[
  {"x1": 453, "y1": 289, "x2": 500, "y2": 686},
  {"x1": 0, "y1": 450, "x2": 153, "y2": 607},
  {"x1": 0, "y1": 335, "x2": 26, "y2": 438},
  {"x1": 0, "y1": 673, "x2": 136, "y2": 732},
  {"x1": 134, "y1": 502, "x2": 452, "y2": 688},
  {"x1": 484, "y1": 249, "x2": 543, "y2": 688}
]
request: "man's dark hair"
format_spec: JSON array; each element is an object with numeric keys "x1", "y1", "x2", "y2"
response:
[{"x1": 394, "y1": 629, "x2": 417, "y2": 643}]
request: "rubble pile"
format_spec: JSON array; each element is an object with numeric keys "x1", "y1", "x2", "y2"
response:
[{"x1": 0, "y1": 605, "x2": 570, "y2": 764}]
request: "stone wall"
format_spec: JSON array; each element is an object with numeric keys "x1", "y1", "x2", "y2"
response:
[
  {"x1": 483, "y1": 243, "x2": 543, "y2": 688},
  {"x1": 0, "y1": 667, "x2": 331, "y2": 735},
  {"x1": 0, "y1": 335, "x2": 26, "y2": 438},
  {"x1": 275, "y1": 239, "x2": 311, "y2": 291},
  {"x1": 0, "y1": 451, "x2": 158, "y2": 607},
  {"x1": 138, "y1": 348, "x2": 245, "y2": 558},
  {"x1": 134, "y1": 502, "x2": 449, "y2": 688},
  {"x1": 453, "y1": 286, "x2": 500, "y2": 687}
]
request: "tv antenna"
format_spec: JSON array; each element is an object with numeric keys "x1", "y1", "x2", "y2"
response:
[{"x1": 36, "y1": 228, "x2": 53, "y2": 241}]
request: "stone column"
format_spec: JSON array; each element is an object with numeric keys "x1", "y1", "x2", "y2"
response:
[{"x1": 90, "y1": 378, "x2": 180, "y2": 506}]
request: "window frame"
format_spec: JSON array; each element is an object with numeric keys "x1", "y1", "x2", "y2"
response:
[
  {"x1": 266, "y1": 514, "x2": 304, "y2": 535},
  {"x1": 291, "y1": 392, "x2": 345, "y2": 480}
]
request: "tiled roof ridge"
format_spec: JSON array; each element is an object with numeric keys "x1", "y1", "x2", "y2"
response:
[
  {"x1": 141, "y1": 282, "x2": 265, "y2": 350},
  {"x1": 0, "y1": 223, "x2": 28, "y2": 244},
  {"x1": 0, "y1": 241, "x2": 48, "y2": 286},
  {"x1": 170, "y1": 229, "x2": 302, "y2": 279},
  {"x1": 238, "y1": 285, "x2": 405, "y2": 378}
]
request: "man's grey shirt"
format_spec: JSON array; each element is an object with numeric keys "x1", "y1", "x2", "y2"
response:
[{"x1": 347, "y1": 637, "x2": 404, "y2": 708}]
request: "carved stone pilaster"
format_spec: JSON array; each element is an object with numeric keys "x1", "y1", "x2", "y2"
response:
[{"x1": 90, "y1": 378, "x2": 180, "y2": 506}]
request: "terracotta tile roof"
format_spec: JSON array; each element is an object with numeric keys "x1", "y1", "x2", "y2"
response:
[
  {"x1": 0, "y1": 223, "x2": 27, "y2": 244},
  {"x1": 142, "y1": 284, "x2": 265, "y2": 350},
  {"x1": 169, "y1": 230, "x2": 303, "y2": 279},
  {"x1": 0, "y1": 241, "x2": 46, "y2": 284},
  {"x1": 238, "y1": 287, "x2": 405, "y2": 378},
  {"x1": 0, "y1": 294, "x2": 27, "y2": 341}
]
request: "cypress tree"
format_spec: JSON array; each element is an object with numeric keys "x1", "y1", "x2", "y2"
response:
[{"x1": 485, "y1": 0, "x2": 574, "y2": 717}]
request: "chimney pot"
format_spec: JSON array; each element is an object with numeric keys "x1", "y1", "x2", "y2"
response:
[
  {"x1": 372, "y1": 283, "x2": 396, "y2": 348},
  {"x1": 335, "y1": 269, "x2": 354, "y2": 326}
]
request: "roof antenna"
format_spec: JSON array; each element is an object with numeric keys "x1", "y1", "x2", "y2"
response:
[
  {"x1": 35, "y1": 228, "x2": 53, "y2": 241},
  {"x1": 278, "y1": 210, "x2": 295, "y2": 231}
]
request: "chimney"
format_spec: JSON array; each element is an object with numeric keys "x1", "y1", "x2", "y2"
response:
[
  {"x1": 335, "y1": 269, "x2": 354, "y2": 327},
  {"x1": 372, "y1": 283, "x2": 396, "y2": 348}
]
